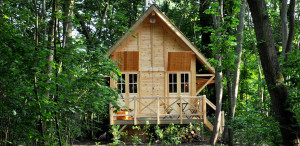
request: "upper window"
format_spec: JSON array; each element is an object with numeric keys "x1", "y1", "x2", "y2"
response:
[
  {"x1": 169, "y1": 74, "x2": 177, "y2": 93},
  {"x1": 129, "y1": 74, "x2": 137, "y2": 93},
  {"x1": 117, "y1": 74, "x2": 126, "y2": 93},
  {"x1": 181, "y1": 73, "x2": 189, "y2": 93}
]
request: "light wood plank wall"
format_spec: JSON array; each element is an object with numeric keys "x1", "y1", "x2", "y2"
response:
[{"x1": 111, "y1": 14, "x2": 198, "y2": 114}]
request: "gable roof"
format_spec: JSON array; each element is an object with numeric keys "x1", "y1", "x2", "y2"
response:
[{"x1": 106, "y1": 5, "x2": 215, "y2": 74}]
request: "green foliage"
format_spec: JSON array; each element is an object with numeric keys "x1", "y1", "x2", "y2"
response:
[
  {"x1": 282, "y1": 49, "x2": 300, "y2": 122},
  {"x1": 0, "y1": 0, "x2": 299, "y2": 145},
  {"x1": 155, "y1": 123, "x2": 183, "y2": 145},
  {"x1": 109, "y1": 125, "x2": 127, "y2": 145},
  {"x1": 232, "y1": 97, "x2": 283, "y2": 145}
]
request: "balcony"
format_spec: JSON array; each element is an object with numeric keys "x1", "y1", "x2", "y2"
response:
[{"x1": 110, "y1": 95, "x2": 217, "y2": 128}]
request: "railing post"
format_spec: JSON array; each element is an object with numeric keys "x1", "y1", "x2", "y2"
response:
[
  {"x1": 180, "y1": 95, "x2": 183, "y2": 124},
  {"x1": 109, "y1": 103, "x2": 114, "y2": 125},
  {"x1": 134, "y1": 96, "x2": 137, "y2": 125},
  {"x1": 157, "y1": 95, "x2": 160, "y2": 125},
  {"x1": 202, "y1": 95, "x2": 206, "y2": 124}
]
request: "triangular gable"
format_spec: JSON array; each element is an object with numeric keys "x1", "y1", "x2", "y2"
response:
[{"x1": 106, "y1": 5, "x2": 215, "y2": 74}]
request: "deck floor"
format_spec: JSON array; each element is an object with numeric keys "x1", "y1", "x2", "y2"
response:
[{"x1": 114, "y1": 118, "x2": 203, "y2": 125}]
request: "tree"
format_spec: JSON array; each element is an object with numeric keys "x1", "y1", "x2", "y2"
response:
[
  {"x1": 209, "y1": 0, "x2": 224, "y2": 145},
  {"x1": 228, "y1": 0, "x2": 246, "y2": 145},
  {"x1": 247, "y1": 0, "x2": 299, "y2": 145}
]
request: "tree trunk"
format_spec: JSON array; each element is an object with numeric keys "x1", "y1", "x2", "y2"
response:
[
  {"x1": 210, "y1": 54, "x2": 223, "y2": 145},
  {"x1": 230, "y1": 0, "x2": 246, "y2": 118},
  {"x1": 210, "y1": 0, "x2": 224, "y2": 145},
  {"x1": 34, "y1": 0, "x2": 45, "y2": 144},
  {"x1": 280, "y1": 0, "x2": 288, "y2": 58},
  {"x1": 285, "y1": 0, "x2": 295, "y2": 57},
  {"x1": 63, "y1": 0, "x2": 74, "y2": 49},
  {"x1": 228, "y1": 0, "x2": 246, "y2": 145},
  {"x1": 246, "y1": 5, "x2": 264, "y2": 105},
  {"x1": 247, "y1": 0, "x2": 299, "y2": 145},
  {"x1": 225, "y1": 68, "x2": 232, "y2": 144}
]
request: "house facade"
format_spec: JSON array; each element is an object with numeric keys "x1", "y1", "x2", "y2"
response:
[{"x1": 107, "y1": 5, "x2": 222, "y2": 132}]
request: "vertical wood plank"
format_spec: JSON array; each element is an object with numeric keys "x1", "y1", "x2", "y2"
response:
[
  {"x1": 138, "y1": 32, "x2": 142, "y2": 71},
  {"x1": 134, "y1": 96, "x2": 137, "y2": 125},
  {"x1": 203, "y1": 95, "x2": 207, "y2": 124},
  {"x1": 163, "y1": 29, "x2": 169, "y2": 106},
  {"x1": 137, "y1": 32, "x2": 142, "y2": 114},
  {"x1": 157, "y1": 95, "x2": 160, "y2": 125},
  {"x1": 180, "y1": 95, "x2": 183, "y2": 124},
  {"x1": 125, "y1": 73, "x2": 129, "y2": 107},
  {"x1": 109, "y1": 103, "x2": 114, "y2": 125}
]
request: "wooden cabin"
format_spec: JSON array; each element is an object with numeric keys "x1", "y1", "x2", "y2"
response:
[{"x1": 107, "y1": 5, "x2": 224, "y2": 133}]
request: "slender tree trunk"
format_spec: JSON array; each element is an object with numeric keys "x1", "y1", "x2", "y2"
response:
[
  {"x1": 246, "y1": 5, "x2": 263, "y2": 104},
  {"x1": 97, "y1": 0, "x2": 109, "y2": 40},
  {"x1": 0, "y1": 0, "x2": 3, "y2": 18},
  {"x1": 247, "y1": 0, "x2": 300, "y2": 145},
  {"x1": 225, "y1": 68, "x2": 232, "y2": 144},
  {"x1": 230, "y1": 0, "x2": 246, "y2": 118},
  {"x1": 210, "y1": 0, "x2": 223, "y2": 145},
  {"x1": 63, "y1": 0, "x2": 74, "y2": 49},
  {"x1": 285, "y1": 0, "x2": 295, "y2": 57},
  {"x1": 47, "y1": 0, "x2": 62, "y2": 145},
  {"x1": 178, "y1": 0, "x2": 187, "y2": 29},
  {"x1": 210, "y1": 54, "x2": 223, "y2": 145},
  {"x1": 228, "y1": 1, "x2": 246, "y2": 145},
  {"x1": 34, "y1": 0, "x2": 45, "y2": 144},
  {"x1": 47, "y1": 0, "x2": 56, "y2": 85},
  {"x1": 280, "y1": 0, "x2": 288, "y2": 58}
]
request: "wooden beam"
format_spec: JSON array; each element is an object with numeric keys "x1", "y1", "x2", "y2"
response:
[
  {"x1": 180, "y1": 96, "x2": 183, "y2": 124},
  {"x1": 109, "y1": 103, "x2": 114, "y2": 125},
  {"x1": 206, "y1": 98, "x2": 216, "y2": 110},
  {"x1": 196, "y1": 74, "x2": 214, "y2": 77},
  {"x1": 134, "y1": 97, "x2": 137, "y2": 125},
  {"x1": 196, "y1": 75, "x2": 215, "y2": 95},
  {"x1": 163, "y1": 29, "x2": 169, "y2": 106},
  {"x1": 157, "y1": 95, "x2": 160, "y2": 124},
  {"x1": 202, "y1": 95, "x2": 206, "y2": 125},
  {"x1": 125, "y1": 73, "x2": 129, "y2": 107}
]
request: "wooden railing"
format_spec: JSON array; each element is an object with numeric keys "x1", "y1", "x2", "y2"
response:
[{"x1": 110, "y1": 95, "x2": 209, "y2": 125}]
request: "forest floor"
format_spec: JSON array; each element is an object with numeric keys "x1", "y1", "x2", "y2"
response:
[{"x1": 72, "y1": 136, "x2": 223, "y2": 146}]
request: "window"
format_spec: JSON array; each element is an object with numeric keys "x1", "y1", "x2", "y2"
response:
[
  {"x1": 181, "y1": 73, "x2": 189, "y2": 93},
  {"x1": 117, "y1": 74, "x2": 125, "y2": 93},
  {"x1": 169, "y1": 74, "x2": 177, "y2": 93},
  {"x1": 129, "y1": 74, "x2": 137, "y2": 93}
]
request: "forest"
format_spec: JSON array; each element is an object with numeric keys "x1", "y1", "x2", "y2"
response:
[{"x1": 0, "y1": 0, "x2": 299, "y2": 145}]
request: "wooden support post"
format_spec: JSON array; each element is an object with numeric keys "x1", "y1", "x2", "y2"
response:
[
  {"x1": 202, "y1": 95, "x2": 206, "y2": 124},
  {"x1": 157, "y1": 95, "x2": 160, "y2": 124},
  {"x1": 134, "y1": 97, "x2": 137, "y2": 125},
  {"x1": 109, "y1": 103, "x2": 114, "y2": 125},
  {"x1": 180, "y1": 95, "x2": 183, "y2": 124}
]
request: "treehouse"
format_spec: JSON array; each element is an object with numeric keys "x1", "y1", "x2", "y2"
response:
[{"x1": 107, "y1": 5, "x2": 224, "y2": 133}]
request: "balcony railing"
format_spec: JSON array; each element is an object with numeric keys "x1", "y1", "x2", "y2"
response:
[{"x1": 110, "y1": 95, "x2": 214, "y2": 125}]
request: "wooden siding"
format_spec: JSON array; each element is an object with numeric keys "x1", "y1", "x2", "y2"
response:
[{"x1": 110, "y1": 14, "x2": 211, "y2": 116}]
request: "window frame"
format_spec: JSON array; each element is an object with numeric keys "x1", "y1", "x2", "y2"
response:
[
  {"x1": 117, "y1": 74, "x2": 126, "y2": 94},
  {"x1": 168, "y1": 73, "x2": 178, "y2": 93},
  {"x1": 180, "y1": 73, "x2": 190, "y2": 93},
  {"x1": 129, "y1": 73, "x2": 138, "y2": 94}
]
